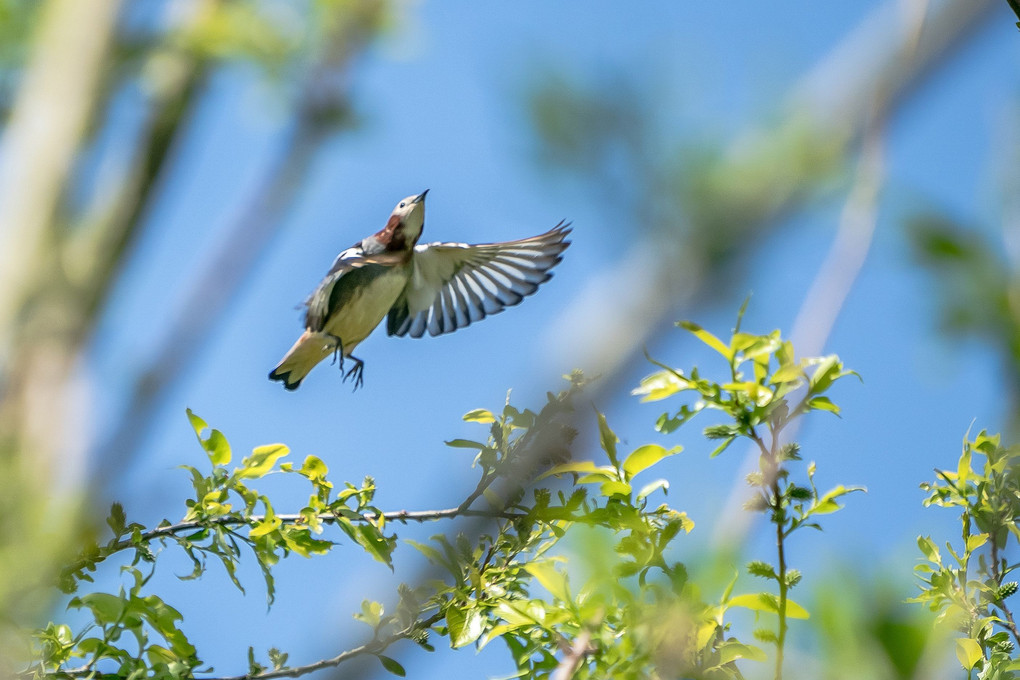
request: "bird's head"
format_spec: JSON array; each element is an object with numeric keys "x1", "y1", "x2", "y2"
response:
[{"x1": 389, "y1": 189, "x2": 428, "y2": 244}]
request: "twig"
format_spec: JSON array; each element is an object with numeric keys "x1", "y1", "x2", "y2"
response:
[
  {"x1": 771, "y1": 473, "x2": 788, "y2": 680},
  {"x1": 65, "y1": 505, "x2": 525, "y2": 576},
  {"x1": 990, "y1": 540, "x2": 1020, "y2": 648},
  {"x1": 550, "y1": 630, "x2": 594, "y2": 680},
  {"x1": 35, "y1": 612, "x2": 445, "y2": 680}
]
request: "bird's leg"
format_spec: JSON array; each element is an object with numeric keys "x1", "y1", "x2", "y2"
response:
[
  {"x1": 342, "y1": 355, "x2": 365, "y2": 391},
  {"x1": 326, "y1": 334, "x2": 345, "y2": 371}
]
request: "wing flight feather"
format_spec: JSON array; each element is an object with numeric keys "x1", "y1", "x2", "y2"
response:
[{"x1": 387, "y1": 221, "x2": 571, "y2": 338}]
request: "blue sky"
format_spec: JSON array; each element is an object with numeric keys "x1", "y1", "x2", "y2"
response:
[{"x1": 82, "y1": 2, "x2": 1019, "y2": 677}]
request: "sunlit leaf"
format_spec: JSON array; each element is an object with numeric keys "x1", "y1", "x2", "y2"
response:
[
  {"x1": 623, "y1": 444, "x2": 682, "y2": 479},
  {"x1": 447, "y1": 605, "x2": 485, "y2": 648},
  {"x1": 678, "y1": 320, "x2": 732, "y2": 359},
  {"x1": 955, "y1": 638, "x2": 982, "y2": 670},
  {"x1": 807, "y1": 396, "x2": 840, "y2": 415},
  {"x1": 237, "y1": 444, "x2": 288, "y2": 479},
  {"x1": 636, "y1": 479, "x2": 669, "y2": 502},
  {"x1": 463, "y1": 408, "x2": 496, "y2": 424},
  {"x1": 537, "y1": 461, "x2": 615, "y2": 481},
  {"x1": 717, "y1": 641, "x2": 767, "y2": 664},
  {"x1": 600, "y1": 480, "x2": 632, "y2": 497},
  {"x1": 249, "y1": 515, "x2": 281, "y2": 539},
  {"x1": 298, "y1": 455, "x2": 328, "y2": 481},
  {"x1": 444, "y1": 439, "x2": 487, "y2": 450},
  {"x1": 728, "y1": 593, "x2": 809, "y2": 619},
  {"x1": 525, "y1": 562, "x2": 571, "y2": 603},
  {"x1": 596, "y1": 410, "x2": 619, "y2": 467},
  {"x1": 632, "y1": 370, "x2": 687, "y2": 402},
  {"x1": 965, "y1": 533, "x2": 988, "y2": 553}
]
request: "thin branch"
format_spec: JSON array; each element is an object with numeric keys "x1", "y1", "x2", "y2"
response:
[
  {"x1": 771, "y1": 474, "x2": 788, "y2": 680},
  {"x1": 40, "y1": 612, "x2": 446, "y2": 680},
  {"x1": 144, "y1": 505, "x2": 521, "y2": 544},
  {"x1": 216, "y1": 612, "x2": 444, "y2": 680},
  {"x1": 990, "y1": 539, "x2": 1020, "y2": 648},
  {"x1": 550, "y1": 630, "x2": 594, "y2": 680}
]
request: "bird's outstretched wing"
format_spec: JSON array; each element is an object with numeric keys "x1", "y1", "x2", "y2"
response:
[{"x1": 387, "y1": 221, "x2": 571, "y2": 338}]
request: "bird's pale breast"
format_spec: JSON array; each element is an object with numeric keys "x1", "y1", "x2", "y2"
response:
[{"x1": 322, "y1": 264, "x2": 409, "y2": 354}]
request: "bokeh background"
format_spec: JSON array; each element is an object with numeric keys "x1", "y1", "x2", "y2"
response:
[{"x1": 0, "y1": 0, "x2": 1017, "y2": 677}]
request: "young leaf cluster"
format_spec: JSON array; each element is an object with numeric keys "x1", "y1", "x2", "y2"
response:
[
  {"x1": 634, "y1": 310, "x2": 862, "y2": 679},
  {"x1": 32, "y1": 410, "x2": 401, "y2": 679},
  {"x1": 913, "y1": 431, "x2": 1020, "y2": 678}
]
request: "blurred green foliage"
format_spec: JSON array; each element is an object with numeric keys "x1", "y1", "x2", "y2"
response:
[
  {"x1": 910, "y1": 214, "x2": 1020, "y2": 426},
  {"x1": 18, "y1": 314, "x2": 944, "y2": 680}
]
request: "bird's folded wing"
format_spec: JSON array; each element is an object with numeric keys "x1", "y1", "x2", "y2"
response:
[
  {"x1": 304, "y1": 248, "x2": 408, "y2": 331},
  {"x1": 387, "y1": 221, "x2": 571, "y2": 338}
]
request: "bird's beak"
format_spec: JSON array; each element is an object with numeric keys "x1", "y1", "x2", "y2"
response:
[{"x1": 413, "y1": 189, "x2": 429, "y2": 204}]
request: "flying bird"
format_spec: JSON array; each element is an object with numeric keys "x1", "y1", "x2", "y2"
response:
[{"x1": 269, "y1": 190, "x2": 571, "y2": 390}]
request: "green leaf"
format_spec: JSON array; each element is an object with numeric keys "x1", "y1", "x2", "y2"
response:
[
  {"x1": 463, "y1": 408, "x2": 496, "y2": 424},
  {"x1": 298, "y1": 455, "x2": 328, "y2": 481},
  {"x1": 784, "y1": 598, "x2": 810, "y2": 619},
  {"x1": 747, "y1": 560, "x2": 777, "y2": 580},
  {"x1": 524, "y1": 562, "x2": 571, "y2": 603},
  {"x1": 917, "y1": 536, "x2": 941, "y2": 563},
  {"x1": 955, "y1": 638, "x2": 982, "y2": 670},
  {"x1": 636, "y1": 479, "x2": 669, "y2": 502},
  {"x1": 378, "y1": 655, "x2": 406, "y2": 677},
  {"x1": 632, "y1": 370, "x2": 687, "y2": 402},
  {"x1": 447, "y1": 605, "x2": 485, "y2": 648},
  {"x1": 107, "y1": 502, "x2": 126, "y2": 535},
  {"x1": 709, "y1": 435, "x2": 737, "y2": 458},
  {"x1": 204, "y1": 430, "x2": 232, "y2": 466},
  {"x1": 237, "y1": 444, "x2": 288, "y2": 479},
  {"x1": 71, "y1": 593, "x2": 125, "y2": 624},
  {"x1": 677, "y1": 320, "x2": 732, "y2": 359},
  {"x1": 249, "y1": 515, "x2": 281, "y2": 539},
  {"x1": 186, "y1": 408, "x2": 207, "y2": 440},
  {"x1": 807, "y1": 396, "x2": 840, "y2": 415},
  {"x1": 445, "y1": 439, "x2": 487, "y2": 450},
  {"x1": 722, "y1": 381, "x2": 773, "y2": 405},
  {"x1": 537, "y1": 461, "x2": 615, "y2": 481},
  {"x1": 717, "y1": 641, "x2": 767, "y2": 664},
  {"x1": 770, "y1": 362, "x2": 804, "y2": 384},
  {"x1": 728, "y1": 593, "x2": 809, "y2": 619},
  {"x1": 596, "y1": 410, "x2": 619, "y2": 468},
  {"x1": 623, "y1": 444, "x2": 682, "y2": 479},
  {"x1": 600, "y1": 480, "x2": 632, "y2": 497},
  {"x1": 354, "y1": 524, "x2": 395, "y2": 567},
  {"x1": 187, "y1": 409, "x2": 232, "y2": 465},
  {"x1": 811, "y1": 485, "x2": 866, "y2": 515},
  {"x1": 966, "y1": 533, "x2": 989, "y2": 553},
  {"x1": 354, "y1": 600, "x2": 383, "y2": 628}
]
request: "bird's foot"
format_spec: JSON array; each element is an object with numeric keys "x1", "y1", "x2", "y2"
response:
[
  {"x1": 327, "y1": 334, "x2": 344, "y2": 371},
  {"x1": 342, "y1": 356, "x2": 365, "y2": 391}
]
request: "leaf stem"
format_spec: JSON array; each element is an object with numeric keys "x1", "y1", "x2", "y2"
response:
[
  {"x1": 990, "y1": 539, "x2": 1020, "y2": 648},
  {"x1": 772, "y1": 475, "x2": 788, "y2": 680}
]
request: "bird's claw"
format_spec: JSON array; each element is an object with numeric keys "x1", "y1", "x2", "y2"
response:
[
  {"x1": 342, "y1": 357, "x2": 365, "y2": 392},
  {"x1": 327, "y1": 334, "x2": 344, "y2": 371}
]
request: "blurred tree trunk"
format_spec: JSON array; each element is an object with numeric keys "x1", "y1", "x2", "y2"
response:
[
  {"x1": 0, "y1": 0, "x2": 393, "y2": 663},
  {"x1": 0, "y1": 0, "x2": 122, "y2": 474}
]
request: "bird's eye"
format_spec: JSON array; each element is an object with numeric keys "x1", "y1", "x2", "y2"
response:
[{"x1": 399, "y1": 202, "x2": 406, "y2": 208}]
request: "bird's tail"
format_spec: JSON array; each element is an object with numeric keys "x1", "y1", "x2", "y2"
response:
[{"x1": 268, "y1": 330, "x2": 335, "y2": 390}]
